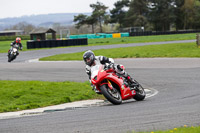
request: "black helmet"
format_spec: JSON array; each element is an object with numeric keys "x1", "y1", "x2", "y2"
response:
[{"x1": 83, "y1": 50, "x2": 95, "y2": 66}]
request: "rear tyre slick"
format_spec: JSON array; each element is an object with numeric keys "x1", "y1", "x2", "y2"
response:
[{"x1": 133, "y1": 81, "x2": 146, "y2": 101}]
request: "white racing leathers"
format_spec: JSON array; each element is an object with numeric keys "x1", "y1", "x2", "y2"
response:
[{"x1": 85, "y1": 56, "x2": 114, "y2": 80}]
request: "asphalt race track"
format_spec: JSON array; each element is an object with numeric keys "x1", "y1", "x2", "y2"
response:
[{"x1": 0, "y1": 40, "x2": 200, "y2": 133}]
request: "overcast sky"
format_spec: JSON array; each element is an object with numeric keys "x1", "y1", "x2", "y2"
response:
[{"x1": 0, "y1": 0, "x2": 117, "y2": 19}]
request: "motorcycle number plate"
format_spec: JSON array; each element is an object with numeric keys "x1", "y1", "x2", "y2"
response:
[{"x1": 13, "y1": 48, "x2": 17, "y2": 52}]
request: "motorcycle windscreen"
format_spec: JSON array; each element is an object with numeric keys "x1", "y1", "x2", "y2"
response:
[{"x1": 90, "y1": 65, "x2": 101, "y2": 79}]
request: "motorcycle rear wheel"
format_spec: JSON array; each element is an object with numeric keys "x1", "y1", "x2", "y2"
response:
[
  {"x1": 100, "y1": 84, "x2": 122, "y2": 105},
  {"x1": 133, "y1": 80, "x2": 146, "y2": 101}
]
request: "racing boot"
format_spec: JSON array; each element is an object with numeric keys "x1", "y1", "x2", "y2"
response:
[
  {"x1": 123, "y1": 72, "x2": 139, "y2": 90},
  {"x1": 115, "y1": 65, "x2": 138, "y2": 90}
]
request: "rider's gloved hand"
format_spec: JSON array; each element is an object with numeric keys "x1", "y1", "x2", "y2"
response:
[{"x1": 107, "y1": 63, "x2": 114, "y2": 69}]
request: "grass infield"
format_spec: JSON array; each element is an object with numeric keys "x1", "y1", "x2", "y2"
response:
[
  {"x1": 0, "y1": 80, "x2": 103, "y2": 113},
  {"x1": 40, "y1": 42, "x2": 200, "y2": 61}
]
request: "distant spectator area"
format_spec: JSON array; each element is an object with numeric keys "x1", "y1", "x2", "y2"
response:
[
  {"x1": 0, "y1": 30, "x2": 24, "y2": 36},
  {"x1": 30, "y1": 28, "x2": 56, "y2": 41}
]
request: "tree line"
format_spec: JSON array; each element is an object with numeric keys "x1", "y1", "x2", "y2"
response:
[{"x1": 74, "y1": 0, "x2": 200, "y2": 33}]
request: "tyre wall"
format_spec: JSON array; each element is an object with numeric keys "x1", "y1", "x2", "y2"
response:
[{"x1": 27, "y1": 38, "x2": 88, "y2": 49}]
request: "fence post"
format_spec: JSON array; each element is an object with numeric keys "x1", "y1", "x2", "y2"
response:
[{"x1": 196, "y1": 34, "x2": 200, "y2": 48}]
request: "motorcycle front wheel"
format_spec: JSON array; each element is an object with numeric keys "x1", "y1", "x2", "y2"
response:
[
  {"x1": 8, "y1": 54, "x2": 14, "y2": 62},
  {"x1": 100, "y1": 84, "x2": 122, "y2": 105}
]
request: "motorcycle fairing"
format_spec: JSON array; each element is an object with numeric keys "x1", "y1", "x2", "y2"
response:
[{"x1": 91, "y1": 65, "x2": 136, "y2": 100}]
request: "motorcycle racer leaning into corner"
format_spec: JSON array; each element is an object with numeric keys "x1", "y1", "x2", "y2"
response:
[
  {"x1": 83, "y1": 50, "x2": 137, "y2": 94},
  {"x1": 8, "y1": 37, "x2": 23, "y2": 56}
]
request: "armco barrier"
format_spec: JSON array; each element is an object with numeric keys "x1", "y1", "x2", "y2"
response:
[{"x1": 26, "y1": 38, "x2": 88, "y2": 49}]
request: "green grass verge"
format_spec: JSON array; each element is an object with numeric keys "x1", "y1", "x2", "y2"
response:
[
  {"x1": 88, "y1": 33, "x2": 197, "y2": 46},
  {"x1": 0, "y1": 33, "x2": 198, "y2": 53},
  {"x1": 0, "y1": 40, "x2": 28, "y2": 53},
  {"x1": 40, "y1": 42, "x2": 200, "y2": 61},
  {"x1": 0, "y1": 80, "x2": 103, "y2": 113},
  {"x1": 139, "y1": 125, "x2": 200, "y2": 133}
]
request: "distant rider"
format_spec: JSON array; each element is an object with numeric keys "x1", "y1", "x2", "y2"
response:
[
  {"x1": 9, "y1": 37, "x2": 23, "y2": 56},
  {"x1": 83, "y1": 50, "x2": 136, "y2": 93}
]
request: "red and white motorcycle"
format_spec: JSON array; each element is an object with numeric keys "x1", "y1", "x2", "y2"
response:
[{"x1": 91, "y1": 64, "x2": 146, "y2": 105}]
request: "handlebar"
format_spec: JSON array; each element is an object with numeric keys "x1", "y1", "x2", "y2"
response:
[{"x1": 104, "y1": 63, "x2": 115, "y2": 70}]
